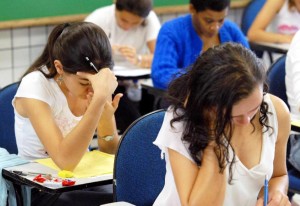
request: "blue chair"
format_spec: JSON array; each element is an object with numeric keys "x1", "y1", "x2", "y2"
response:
[
  {"x1": 267, "y1": 55, "x2": 288, "y2": 106},
  {"x1": 0, "y1": 82, "x2": 19, "y2": 154},
  {"x1": 241, "y1": 0, "x2": 266, "y2": 36},
  {"x1": 113, "y1": 109, "x2": 166, "y2": 206},
  {"x1": 267, "y1": 55, "x2": 300, "y2": 196}
]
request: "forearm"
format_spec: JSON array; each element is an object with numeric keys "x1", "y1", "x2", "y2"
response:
[
  {"x1": 188, "y1": 149, "x2": 226, "y2": 205},
  {"x1": 97, "y1": 115, "x2": 119, "y2": 154},
  {"x1": 55, "y1": 96, "x2": 107, "y2": 170},
  {"x1": 248, "y1": 30, "x2": 293, "y2": 44}
]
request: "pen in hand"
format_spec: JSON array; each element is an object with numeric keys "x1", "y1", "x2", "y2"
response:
[{"x1": 264, "y1": 174, "x2": 268, "y2": 206}]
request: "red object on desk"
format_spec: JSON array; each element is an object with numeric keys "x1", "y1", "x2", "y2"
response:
[
  {"x1": 33, "y1": 174, "x2": 47, "y2": 183},
  {"x1": 62, "y1": 179, "x2": 76, "y2": 186}
]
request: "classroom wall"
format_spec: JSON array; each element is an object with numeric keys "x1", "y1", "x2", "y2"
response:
[{"x1": 0, "y1": 9, "x2": 243, "y2": 88}]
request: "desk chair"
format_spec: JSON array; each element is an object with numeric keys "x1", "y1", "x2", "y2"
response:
[
  {"x1": 267, "y1": 55, "x2": 300, "y2": 196},
  {"x1": 113, "y1": 109, "x2": 166, "y2": 206},
  {"x1": 241, "y1": 0, "x2": 273, "y2": 63},
  {"x1": 0, "y1": 82, "x2": 19, "y2": 154}
]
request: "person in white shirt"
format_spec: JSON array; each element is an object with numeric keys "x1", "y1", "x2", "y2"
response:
[
  {"x1": 153, "y1": 43, "x2": 291, "y2": 206},
  {"x1": 85, "y1": 0, "x2": 161, "y2": 68},
  {"x1": 13, "y1": 22, "x2": 121, "y2": 206},
  {"x1": 248, "y1": 0, "x2": 300, "y2": 44},
  {"x1": 285, "y1": 30, "x2": 300, "y2": 174}
]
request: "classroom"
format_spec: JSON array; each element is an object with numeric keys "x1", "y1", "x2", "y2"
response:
[{"x1": 0, "y1": 0, "x2": 300, "y2": 205}]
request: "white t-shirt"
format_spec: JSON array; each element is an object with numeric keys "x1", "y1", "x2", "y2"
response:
[
  {"x1": 153, "y1": 94, "x2": 278, "y2": 206},
  {"x1": 270, "y1": 0, "x2": 300, "y2": 34},
  {"x1": 85, "y1": 4, "x2": 161, "y2": 55},
  {"x1": 286, "y1": 30, "x2": 300, "y2": 121},
  {"x1": 12, "y1": 70, "x2": 82, "y2": 160}
]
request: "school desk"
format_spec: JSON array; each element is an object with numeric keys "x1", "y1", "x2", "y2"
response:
[
  {"x1": 291, "y1": 121, "x2": 300, "y2": 133},
  {"x1": 113, "y1": 65, "x2": 150, "y2": 81},
  {"x1": 2, "y1": 154, "x2": 113, "y2": 206},
  {"x1": 249, "y1": 41, "x2": 290, "y2": 55},
  {"x1": 141, "y1": 79, "x2": 166, "y2": 110}
]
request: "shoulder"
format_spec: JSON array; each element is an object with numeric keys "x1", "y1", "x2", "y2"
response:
[
  {"x1": 264, "y1": 0, "x2": 285, "y2": 12},
  {"x1": 159, "y1": 15, "x2": 191, "y2": 36},
  {"x1": 22, "y1": 70, "x2": 48, "y2": 85},
  {"x1": 85, "y1": 5, "x2": 114, "y2": 22},
  {"x1": 268, "y1": 94, "x2": 290, "y2": 131}
]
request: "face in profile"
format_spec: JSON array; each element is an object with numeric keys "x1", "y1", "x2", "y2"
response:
[
  {"x1": 115, "y1": 9, "x2": 145, "y2": 31},
  {"x1": 192, "y1": 8, "x2": 228, "y2": 38}
]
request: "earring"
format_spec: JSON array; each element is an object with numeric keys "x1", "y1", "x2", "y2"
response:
[{"x1": 56, "y1": 75, "x2": 63, "y2": 85}]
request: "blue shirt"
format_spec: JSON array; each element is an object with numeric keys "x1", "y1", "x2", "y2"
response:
[{"x1": 151, "y1": 14, "x2": 250, "y2": 90}]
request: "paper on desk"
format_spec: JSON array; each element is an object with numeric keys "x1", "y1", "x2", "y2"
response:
[
  {"x1": 291, "y1": 120, "x2": 300, "y2": 127},
  {"x1": 113, "y1": 65, "x2": 150, "y2": 77},
  {"x1": 35, "y1": 150, "x2": 114, "y2": 178}
]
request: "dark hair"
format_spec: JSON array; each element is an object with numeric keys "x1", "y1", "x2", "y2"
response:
[
  {"x1": 167, "y1": 43, "x2": 271, "y2": 183},
  {"x1": 116, "y1": 0, "x2": 152, "y2": 18},
  {"x1": 190, "y1": 0, "x2": 230, "y2": 12},
  {"x1": 22, "y1": 22, "x2": 113, "y2": 79}
]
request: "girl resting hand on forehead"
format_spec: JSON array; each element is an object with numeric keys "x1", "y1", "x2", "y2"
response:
[{"x1": 13, "y1": 22, "x2": 122, "y2": 171}]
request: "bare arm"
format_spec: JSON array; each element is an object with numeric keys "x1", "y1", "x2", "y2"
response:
[
  {"x1": 169, "y1": 144, "x2": 226, "y2": 206},
  {"x1": 256, "y1": 95, "x2": 291, "y2": 206},
  {"x1": 15, "y1": 68, "x2": 118, "y2": 171},
  {"x1": 247, "y1": 0, "x2": 293, "y2": 43}
]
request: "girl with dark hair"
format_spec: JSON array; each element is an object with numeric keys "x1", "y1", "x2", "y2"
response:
[
  {"x1": 153, "y1": 43, "x2": 291, "y2": 205},
  {"x1": 85, "y1": 0, "x2": 160, "y2": 68},
  {"x1": 13, "y1": 22, "x2": 121, "y2": 205}
]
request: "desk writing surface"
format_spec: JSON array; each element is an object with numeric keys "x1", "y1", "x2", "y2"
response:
[
  {"x1": 36, "y1": 150, "x2": 114, "y2": 178},
  {"x1": 250, "y1": 41, "x2": 290, "y2": 54},
  {"x1": 3, "y1": 161, "x2": 113, "y2": 192}
]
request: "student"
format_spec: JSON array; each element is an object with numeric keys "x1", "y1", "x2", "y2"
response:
[
  {"x1": 13, "y1": 22, "x2": 121, "y2": 206},
  {"x1": 285, "y1": 30, "x2": 300, "y2": 173},
  {"x1": 153, "y1": 43, "x2": 291, "y2": 205},
  {"x1": 151, "y1": 0, "x2": 249, "y2": 90},
  {"x1": 85, "y1": 0, "x2": 160, "y2": 68},
  {"x1": 85, "y1": 0, "x2": 161, "y2": 132},
  {"x1": 248, "y1": 0, "x2": 300, "y2": 44}
]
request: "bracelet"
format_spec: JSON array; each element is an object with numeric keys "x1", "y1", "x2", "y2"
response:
[{"x1": 137, "y1": 54, "x2": 142, "y2": 65}]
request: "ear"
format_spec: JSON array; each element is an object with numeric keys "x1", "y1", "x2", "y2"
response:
[
  {"x1": 54, "y1": 60, "x2": 64, "y2": 75},
  {"x1": 189, "y1": 4, "x2": 196, "y2": 15}
]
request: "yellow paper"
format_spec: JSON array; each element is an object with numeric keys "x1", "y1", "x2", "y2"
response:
[
  {"x1": 292, "y1": 120, "x2": 300, "y2": 127},
  {"x1": 35, "y1": 150, "x2": 114, "y2": 178}
]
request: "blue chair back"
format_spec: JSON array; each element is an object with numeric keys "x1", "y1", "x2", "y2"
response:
[
  {"x1": 0, "y1": 82, "x2": 19, "y2": 154},
  {"x1": 241, "y1": 0, "x2": 266, "y2": 36},
  {"x1": 113, "y1": 109, "x2": 166, "y2": 206},
  {"x1": 267, "y1": 55, "x2": 288, "y2": 107}
]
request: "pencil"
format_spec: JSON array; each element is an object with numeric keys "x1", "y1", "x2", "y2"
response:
[{"x1": 264, "y1": 174, "x2": 268, "y2": 206}]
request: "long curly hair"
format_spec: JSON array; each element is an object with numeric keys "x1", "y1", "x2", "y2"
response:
[{"x1": 167, "y1": 43, "x2": 272, "y2": 183}]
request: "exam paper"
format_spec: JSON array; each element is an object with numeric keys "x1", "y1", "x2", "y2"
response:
[{"x1": 35, "y1": 150, "x2": 114, "y2": 178}]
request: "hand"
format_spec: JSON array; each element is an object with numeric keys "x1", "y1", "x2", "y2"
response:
[
  {"x1": 77, "y1": 68, "x2": 118, "y2": 99},
  {"x1": 100, "y1": 93, "x2": 123, "y2": 121},
  {"x1": 117, "y1": 45, "x2": 138, "y2": 65},
  {"x1": 256, "y1": 190, "x2": 291, "y2": 206}
]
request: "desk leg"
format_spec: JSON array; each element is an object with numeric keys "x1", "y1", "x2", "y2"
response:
[{"x1": 13, "y1": 183, "x2": 24, "y2": 206}]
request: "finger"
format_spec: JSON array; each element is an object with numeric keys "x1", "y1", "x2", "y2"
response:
[
  {"x1": 255, "y1": 198, "x2": 264, "y2": 206},
  {"x1": 112, "y1": 93, "x2": 123, "y2": 110}
]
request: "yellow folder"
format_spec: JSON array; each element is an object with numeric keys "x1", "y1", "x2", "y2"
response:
[{"x1": 35, "y1": 150, "x2": 114, "y2": 178}]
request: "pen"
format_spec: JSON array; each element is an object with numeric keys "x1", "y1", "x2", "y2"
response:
[
  {"x1": 264, "y1": 174, "x2": 268, "y2": 206},
  {"x1": 12, "y1": 170, "x2": 51, "y2": 177}
]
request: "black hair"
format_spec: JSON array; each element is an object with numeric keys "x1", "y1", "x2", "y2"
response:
[
  {"x1": 116, "y1": 0, "x2": 152, "y2": 18},
  {"x1": 22, "y1": 22, "x2": 113, "y2": 79},
  {"x1": 190, "y1": 0, "x2": 230, "y2": 12},
  {"x1": 167, "y1": 42, "x2": 271, "y2": 183}
]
